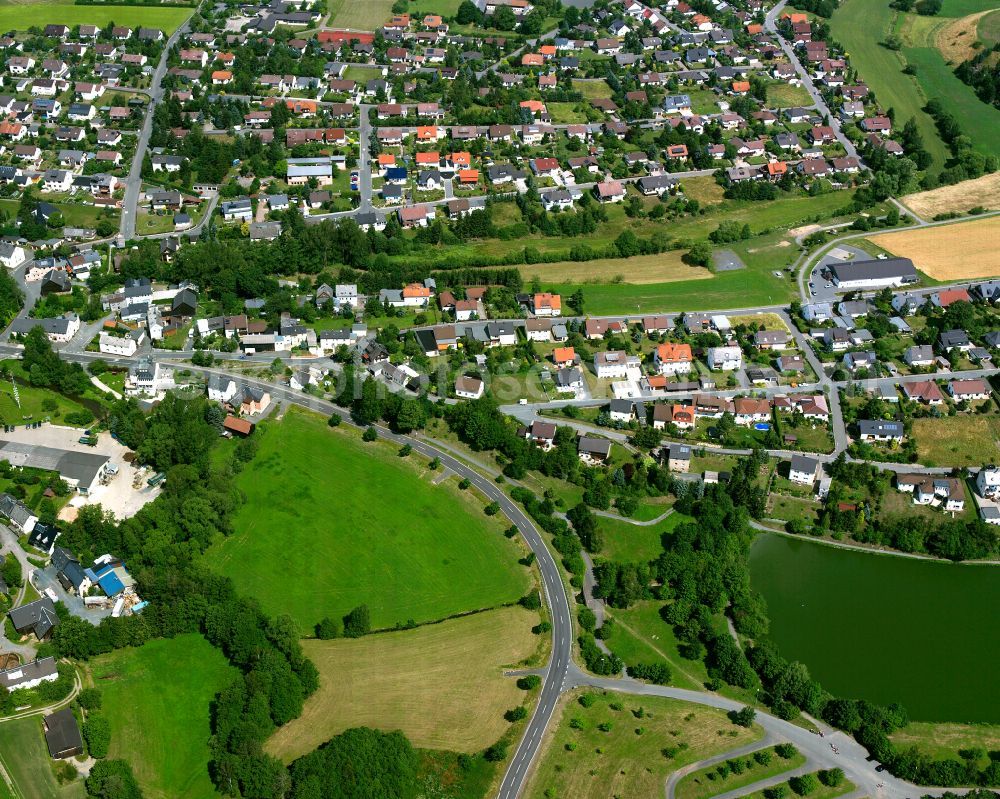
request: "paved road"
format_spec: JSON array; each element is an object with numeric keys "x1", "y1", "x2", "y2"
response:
[
  {"x1": 120, "y1": 11, "x2": 199, "y2": 240},
  {"x1": 764, "y1": 0, "x2": 857, "y2": 160}
]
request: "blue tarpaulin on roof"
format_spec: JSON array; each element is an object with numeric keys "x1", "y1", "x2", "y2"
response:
[{"x1": 98, "y1": 571, "x2": 125, "y2": 596}]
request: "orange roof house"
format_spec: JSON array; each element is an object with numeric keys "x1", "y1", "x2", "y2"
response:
[
  {"x1": 457, "y1": 168, "x2": 479, "y2": 184},
  {"x1": 423, "y1": 14, "x2": 443, "y2": 27},
  {"x1": 782, "y1": 12, "x2": 809, "y2": 22},
  {"x1": 449, "y1": 151, "x2": 472, "y2": 167},
  {"x1": 416, "y1": 125, "x2": 440, "y2": 141},
  {"x1": 519, "y1": 99, "x2": 546, "y2": 114},
  {"x1": 656, "y1": 342, "x2": 693, "y2": 364},
  {"x1": 767, "y1": 161, "x2": 788, "y2": 177},
  {"x1": 553, "y1": 347, "x2": 576, "y2": 365},
  {"x1": 539, "y1": 44, "x2": 556, "y2": 57},
  {"x1": 416, "y1": 151, "x2": 441, "y2": 165},
  {"x1": 378, "y1": 153, "x2": 396, "y2": 167},
  {"x1": 732, "y1": 80, "x2": 751, "y2": 94},
  {"x1": 521, "y1": 53, "x2": 544, "y2": 67},
  {"x1": 211, "y1": 70, "x2": 233, "y2": 83},
  {"x1": 747, "y1": 23, "x2": 763, "y2": 33},
  {"x1": 533, "y1": 292, "x2": 561, "y2": 313},
  {"x1": 287, "y1": 99, "x2": 317, "y2": 115},
  {"x1": 402, "y1": 283, "x2": 431, "y2": 299}
]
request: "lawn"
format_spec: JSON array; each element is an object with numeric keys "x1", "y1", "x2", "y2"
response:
[
  {"x1": 88, "y1": 634, "x2": 237, "y2": 799},
  {"x1": 740, "y1": 772, "x2": 855, "y2": 799},
  {"x1": 830, "y1": 0, "x2": 951, "y2": 172},
  {"x1": 676, "y1": 744, "x2": 808, "y2": 799},
  {"x1": 266, "y1": 606, "x2": 539, "y2": 761},
  {"x1": 890, "y1": 720, "x2": 1000, "y2": 761},
  {"x1": 546, "y1": 102, "x2": 587, "y2": 124},
  {"x1": 203, "y1": 409, "x2": 531, "y2": 631},
  {"x1": 525, "y1": 690, "x2": 764, "y2": 799},
  {"x1": 0, "y1": 375, "x2": 91, "y2": 428},
  {"x1": 135, "y1": 211, "x2": 177, "y2": 236},
  {"x1": 0, "y1": 4, "x2": 190, "y2": 31},
  {"x1": 601, "y1": 600, "x2": 713, "y2": 692},
  {"x1": 980, "y1": 9, "x2": 1000, "y2": 44},
  {"x1": 912, "y1": 415, "x2": 1000, "y2": 467},
  {"x1": 572, "y1": 79, "x2": 613, "y2": 99},
  {"x1": 0, "y1": 199, "x2": 118, "y2": 232},
  {"x1": 328, "y1": 0, "x2": 393, "y2": 29},
  {"x1": 598, "y1": 510, "x2": 690, "y2": 563},
  {"x1": 0, "y1": 717, "x2": 85, "y2": 799},
  {"x1": 342, "y1": 65, "x2": 384, "y2": 83},
  {"x1": 766, "y1": 82, "x2": 814, "y2": 108},
  {"x1": 940, "y1": 0, "x2": 997, "y2": 16}
]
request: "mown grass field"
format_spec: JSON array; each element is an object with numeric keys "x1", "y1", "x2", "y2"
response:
[
  {"x1": 204, "y1": 409, "x2": 531, "y2": 631},
  {"x1": 602, "y1": 600, "x2": 711, "y2": 692},
  {"x1": 328, "y1": 0, "x2": 393, "y2": 29},
  {"x1": 979, "y1": 9, "x2": 1000, "y2": 44},
  {"x1": 525, "y1": 691, "x2": 764, "y2": 799},
  {"x1": 904, "y1": 44, "x2": 1000, "y2": 160},
  {"x1": 406, "y1": 0, "x2": 463, "y2": 16},
  {"x1": 891, "y1": 720, "x2": 1000, "y2": 760},
  {"x1": 912, "y1": 415, "x2": 1000, "y2": 467},
  {"x1": 0, "y1": 378, "x2": 91, "y2": 427},
  {"x1": 869, "y1": 216, "x2": 1000, "y2": 279},
  {"x1": 598, "y1": 510, "x2": 690, "y2": 563},
  {"x1": 939, "y1": 0, "x2": 996, "y2": 16},
  {"x1": 677, "y1": 744, "x2": 807, "y2": 799},
  {"x1": 517, "y1": 251, "x2": 713, "y2": 285},
  {"x1": 572, "y1": 79, "x2": 613, "y2": 99},
  {"x1": 741, "y1": 772, "x2": 855, "y2": 799},
  {"x1": 0, "y1": 4, "x2": 190, "y2": 31},
  {"x1": 267, "y1": 606, "x2": 539, "y2": 761},
  {"x1": 0, "y1": 718, "x2": 85, "y2": 799},
  {"x1": 830, "y1": 0, "x2": 951, "y2": 172},
  {"x1": 88, "y1": 634, "x2": 236, "y2": 799},
  {"x1": 766, "y1": 82, "x2": 814, "y2": 108}
]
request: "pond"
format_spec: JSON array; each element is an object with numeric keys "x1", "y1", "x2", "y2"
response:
[{"x1": 750, "y1": 533, "x2": 1000, "y2": 723}]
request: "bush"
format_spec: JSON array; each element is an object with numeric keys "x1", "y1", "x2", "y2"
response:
[
  {"x1": 729, "y1": 706, "x2": 756, "y2": 727},
  {"x1": 484, "y1": 742, "x2": 508, "y2": 762},
  {"x1": 578, "y1": 693, "x2": 598, "y2": 708},
  {"x1": 505, "y1": 706, "x2": 528, "y2": 722},
  {"x1": 819, "y1": 768, "x2": 844, "y2": 787},
  {"x1": 775, "y1": 743, "x2": 798, "y2": 759},
  {"x1": 790, "y1": 773, "x2": 819, "y2": 796},
  {"x1": 64, "y1": 410, "x2": 94, "y2": 426},
  {"x1": 518, "y1": 592, "x2": 541, "y2": 610},
  {"x1": 485, "y1": 501, "x2": 501, "y2": 516},
  {"x1": 578, "y1": 607, "x2": 597, "y2": 632},
  {"x1": 362, "y1": 426, "x2": 378, "y2": 442},
  {"x1": 627, "y1": 662, "x2": 672, "y2": 685},
  {"x1": 83, "y1": 715, "x2": 111, "y2": 759},
  {"x1": 77, "y1": 687, "x2": 102, "y2": 711},
  {"x1": 517, "y1": 675, "x2": 541, "y2": 690},
  {"x1": 328, "y1": 414, "x2": 341, "y2": 427},
  {"x1": 764, "y1": 787, "x2": 787, "y2": 799},
  {"x1": 398, "y1": 444, "x2": 411, "y2": 457},
  {"x1": 342, "y1": 605, "x2": 371, "y2": 637},
  {"x1": 315, "y1": 616, "x2": 340, "y2": 639}
]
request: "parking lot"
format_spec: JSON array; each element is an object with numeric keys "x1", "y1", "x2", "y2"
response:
[{"x1": 2, "y1": 423, "x2": 161, "y2": 519}]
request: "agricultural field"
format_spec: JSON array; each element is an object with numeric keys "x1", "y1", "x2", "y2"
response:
[
  {"x1": 203, "y1": 409, "x2": 531, "y2": 631},
  {"x1": 911, "y1": 415, "x2": 1000, "y2": 467},
  {"x1": 328, "y1": 0, "x2": 393, "y2": 28},
  {"x1": 0, "y1": 4, "x2": 191, "y2": 32},
  {"x1": 0, "y1": 718, "x2": 85, "y2": 799},
  {"x1": 830, "y1": 0, "x2": 950, "y2": 172},
  {"x1": 868, "y1": 216, "x2": 1000, "y2": 279},
  {"x1": 525, "y1": 690, "x2": 763, "y2": 799},
  {"x1": 406, "y1": 0, "x2": 463, "y2": 16},
  {"x1": 900, "y1": 171, "x2": 1000, "y2": 217},
  {"x1": 266, "y1": 606, "x2": 539, "y2": 761},
  {"x1": 979, "y1": 9, "x2": 1000, "y2": 45},
  {"x1": 87, "y1": 634, "x2": 237, "y2": 799}
]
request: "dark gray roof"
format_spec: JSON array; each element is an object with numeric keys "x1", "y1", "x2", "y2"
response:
[
  {"x1": 44, "y1": 707, "x2": 83, "y2": 758},
  {"x1": 0, "y1": 656, "x2": 58, "y2": 691},
  {"x1": 8, "y1": 596, "x2": 59, "y2": 638},
  {"x1": 830, "y1": 257, "x2": 917, "y2": 284}
]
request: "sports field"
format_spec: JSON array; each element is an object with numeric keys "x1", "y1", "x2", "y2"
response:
[
  {"x1": 204, "y1": 409, "x2": 531, "y2": 630},
  {"x1": 0, "y1": 4, "x2": 190, "y2": 32},
  {"x1": 830, "y1": 0, "x2": 950, "y2": 172},
  {"x1": 868, "y1": 216, "x2": 1000, "y2": 280},
  {"x1": 328, "y1": 0, "x2": 392, "y2": 29},
  {"x1": 900, "y1": 172, "x2": 1000, "y2": 217},
  {"x1": 267, "y1": 606, "x2": 538, "y2": 760},
  {"x1": 525, "y1": 691, "x2": 763, "y2": 799},
  {"x1": 88, "y1": 634, "x2": 236, "y2": 799},
  {"x1": 0, "y1": 718, "x2": 84, "y2": 799}
]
